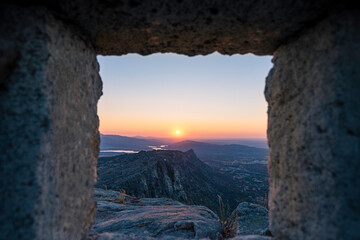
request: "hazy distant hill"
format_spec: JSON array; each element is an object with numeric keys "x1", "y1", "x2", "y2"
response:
[
  {"x1": 100, "y1": 134, "x2": 166, "y2": 151},
  {"x1": 195, "y1": 138, "x2": 268, "y2": 149},
  {"x1": 96, "y1": 150, "x2": 247, "y2": 217},
  {"x1": 167, "y1": 140, "x2": 268, "y2": 164}
]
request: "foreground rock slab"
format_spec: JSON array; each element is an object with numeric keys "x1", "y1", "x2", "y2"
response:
[
  {"x1": 226, "y1": 202, "x2": 269, "y2": 237},
  {"x1": 90, "y1": 188, "x2": 222, "y2": 239}
]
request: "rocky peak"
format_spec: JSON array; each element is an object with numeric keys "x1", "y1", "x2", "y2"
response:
[{"x1": 96, "y1": 150, "x2": 245, "y2": 216}]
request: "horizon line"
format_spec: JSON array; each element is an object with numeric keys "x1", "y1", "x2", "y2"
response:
[{"x1": 100, "y1": 132, "x2": 268, "y2": 140}]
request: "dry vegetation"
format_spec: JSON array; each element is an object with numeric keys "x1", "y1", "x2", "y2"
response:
[{"x1": 114, "y1": 189, "x2": 126, "y2": 203}]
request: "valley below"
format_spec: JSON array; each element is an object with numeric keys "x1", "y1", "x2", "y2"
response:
[{"x1": 92, "y1": 134, "x2": 271, "y2": 239}]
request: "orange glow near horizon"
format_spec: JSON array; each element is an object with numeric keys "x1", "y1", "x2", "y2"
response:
[{"x1": 98, "y1": 116, "x2": 267, "y2": 139}]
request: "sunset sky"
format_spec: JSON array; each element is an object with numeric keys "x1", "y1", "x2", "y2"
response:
[{"x1": 97, "y1": 53, "x2": 272, "y2": 139}]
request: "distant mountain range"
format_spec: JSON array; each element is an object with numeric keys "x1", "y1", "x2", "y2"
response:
[
  {"x1": 100, "y1": 134, "x2": 268, "y2": 160},
  {"x1": 96, "y1": 150, "x2": 246, "y2": 217},
  {"x1": 195, "y1": 139, "x2": 268, "y2": 149},
  {"x1": 100, "y1": 134, "x2": 167, "y2": 151},
  {"x1": 167, "y1": 141, "x2": 269, "y2": 162},
  {"x1": 168, "y1": 140, "x2": 268, "y2": 164}
]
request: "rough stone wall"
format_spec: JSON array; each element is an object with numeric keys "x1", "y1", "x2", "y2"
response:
[
  {"x1": 0, "y1": 5, "x2": 102, "y2": 240},
  {"x1": 56, "y1": 0, "x2": 334, "y2": 56},
  {"x1": 6, "y1": 0, "x2": 353, "y2": 56},
  {"x1": 1, "y1": 2, "x2": 359, "y2": 240},
  {"x1": 265, "y1": 10, "x2": 360, "y2": 240}
]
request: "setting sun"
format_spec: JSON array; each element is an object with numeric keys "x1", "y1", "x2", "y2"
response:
[{"x1": 175, "y1": 130, "x2": 181, "y2": 135}]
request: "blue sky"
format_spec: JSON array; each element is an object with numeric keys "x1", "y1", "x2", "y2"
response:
[{"x1": 97, "y1": 52, "x2": 272, "y2": 139}]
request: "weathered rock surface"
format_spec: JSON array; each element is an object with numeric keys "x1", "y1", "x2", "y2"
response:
[
  {"x1": 226, "y1": 202, "x2": 268, "y2": 237},
  {"x1": 0, "y1": 5, "x2": 102, "y2": 240},
  {"x1": 2, "y1": 2, "x2": 359, "y2": 240},
  {"x1": 3, "y1": 1, "x2": 355, "y2": 55},
  {"x1": 96, "y1": 150, "x2": 245, "y2": 217},
  {"x1": 90, "y1": 188, "x2": 222, "y2": 239},
  {"x1": 265, "y1": 11, "x2": 360, "y2": 240}
]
